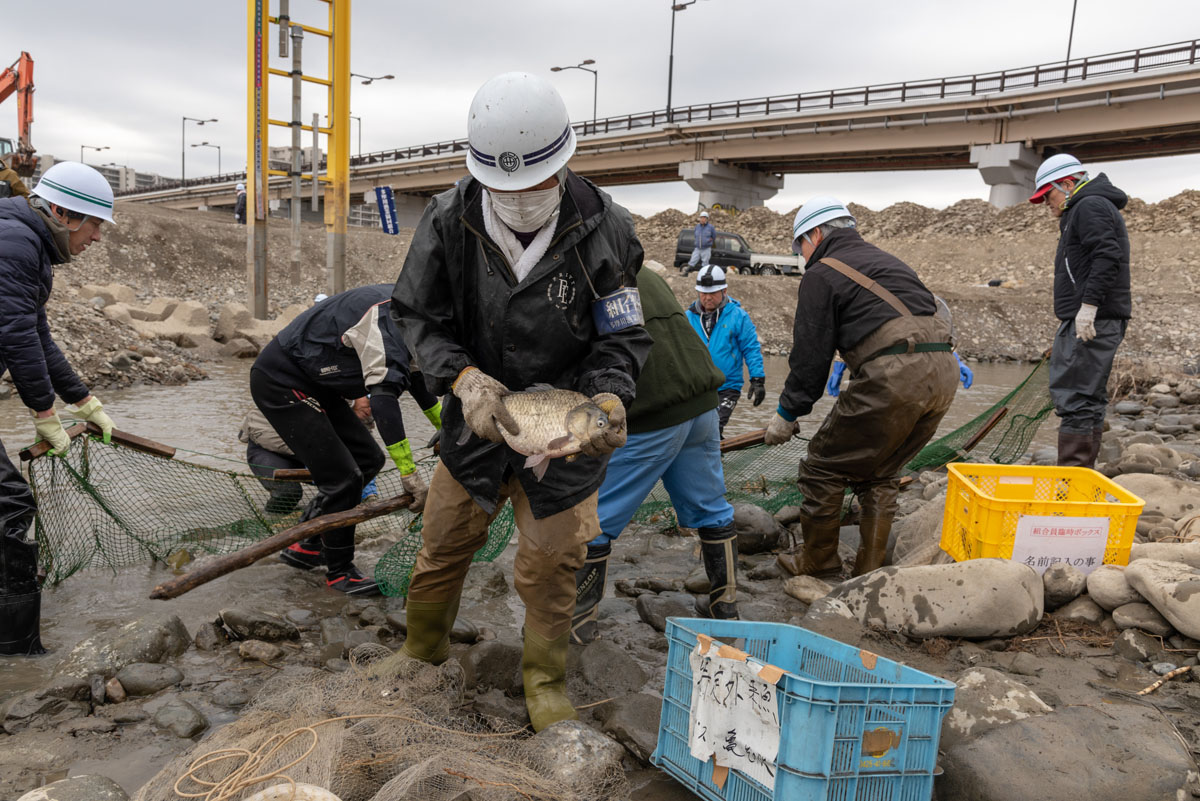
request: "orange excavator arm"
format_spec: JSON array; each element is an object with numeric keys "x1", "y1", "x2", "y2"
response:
[{"x1": 0, "y1": 52, "x2": 35, "y2": 176}]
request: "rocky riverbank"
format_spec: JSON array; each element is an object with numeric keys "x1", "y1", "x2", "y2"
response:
[{"x1": 5, "y1": 376, "x2": 1200, "y2": 801}]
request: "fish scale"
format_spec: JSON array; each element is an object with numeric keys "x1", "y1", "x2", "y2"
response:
[{"x1": 497, "y1": 387, "x2": 608, "y2": 481}]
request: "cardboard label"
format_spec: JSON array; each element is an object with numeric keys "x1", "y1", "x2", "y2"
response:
[{"x1": 1010, "y1": 514, "x2": 1110, "y2": 575}]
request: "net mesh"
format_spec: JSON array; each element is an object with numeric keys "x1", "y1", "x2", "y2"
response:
[
  {"x1": 27, "y1": 360, "x2": 1052, "y2": 593},
  {"x1": 132, "y1": 645, "x2": 629, "y2": 801}
]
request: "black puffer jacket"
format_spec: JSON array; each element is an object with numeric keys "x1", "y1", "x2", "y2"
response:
[
  {"x1": 0, "y1": 197, "x2": 89, "y2": 412},
  {"x1": 1053, "y1": 173, "x2": 1131, "y2": 321},
  {"x1": 390, "y1": 171, "x2": 652, "y2": 518}
]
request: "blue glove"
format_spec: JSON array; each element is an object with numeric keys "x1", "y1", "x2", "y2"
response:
[
  {"x1": 826, "y1": 361, "x2": 847, "y2": 397},
  {"x1": 955, "y1": 352, "x2": 973, "y2": 389}
]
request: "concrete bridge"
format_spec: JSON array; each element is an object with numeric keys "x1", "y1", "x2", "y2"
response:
[{"x1": 121, "y1": 39, "x2": 1200, "y2": 219}]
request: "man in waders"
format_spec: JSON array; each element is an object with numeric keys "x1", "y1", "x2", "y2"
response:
[
  {"x1": 391, "y1": 72, "x2": 650, "y2": 732},
  {"x1": 1029, "y1": 153, "x2": 1131, "y2": 468},
  {"x1": 764, "y1": 197, "x2": 958, "y2": 579},
  {"x1": 0, "y1": 162, "x2": 118, "y2": 654}
]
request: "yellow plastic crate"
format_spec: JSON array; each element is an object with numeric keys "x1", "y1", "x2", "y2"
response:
[{"x1": 940, "y1": 463, "x2": 1144, "y2": 568}]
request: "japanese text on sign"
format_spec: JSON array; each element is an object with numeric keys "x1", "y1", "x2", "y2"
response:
[
  {"x1": 1010, "y1": 514, "x2": 1110, "y2": 575},
  {"x1": 688, "y1": 640, "x2": 780, "y2": 790}
]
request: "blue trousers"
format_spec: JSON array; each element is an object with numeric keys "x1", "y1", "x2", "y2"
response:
[{"x1": 593, "y1": 408, "x2": 734, "y2": 547}]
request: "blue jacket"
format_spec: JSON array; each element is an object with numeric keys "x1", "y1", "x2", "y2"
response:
[
  {"x1": 0, "y1": 197, "x2": 89, "y2": 412},
  {"x1": 686, "y1": 297, "x2": 764, "y2": 393},
  {"x1": 694, "y1": 222, "x2": 715, "y2": 250}
]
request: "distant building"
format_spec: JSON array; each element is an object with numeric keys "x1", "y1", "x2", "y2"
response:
[{"x1": 31, "y1": 153, "x2": 167, "y2": 194}]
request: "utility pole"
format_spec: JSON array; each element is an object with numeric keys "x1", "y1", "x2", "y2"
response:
[
  {"x1": 326, "y1": 0, "x2": 350, "y2": 296},
  {"x1": 247, "y1": 0, "x2": 269, "y2": 319},
  {"x1": 289, "y1": 22, "x2": 304, "y2": 286}
]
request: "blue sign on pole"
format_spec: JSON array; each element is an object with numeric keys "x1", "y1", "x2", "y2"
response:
[{"x1": 374, "y1": 186, "x2": 399, "y2": 235}]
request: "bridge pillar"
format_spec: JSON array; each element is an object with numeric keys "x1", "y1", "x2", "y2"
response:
[
  {"x1": 969, "y1": 143, "x2": 1041, "y2": 209},
  {"x1": 679, "y1": 160, "x2": 783, "y2": 211}
]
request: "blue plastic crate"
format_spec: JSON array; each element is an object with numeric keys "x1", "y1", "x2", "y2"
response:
[{"x1": 652, "y1": 618, "x2": 956, "y2": 801}]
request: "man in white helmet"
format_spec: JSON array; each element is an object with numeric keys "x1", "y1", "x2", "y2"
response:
[
  {"x1": 763, "y1": 196, "x2": 957, "y2": 580},
  {"x1": 234, "y1": 182, "x2": 247, "y2": 224},
  {"x1": 390, "y1": 72, "x2": 651, "y2": 732},
  {"x1": 0, "y1": 161, "x2": 117, "y2": 655},
  {"x1": 1029, "y1": 153, "x2": 1130, "y2": 468},
  {"x1": 683, "y1": 209, "x2": 715, "y2": 274}
]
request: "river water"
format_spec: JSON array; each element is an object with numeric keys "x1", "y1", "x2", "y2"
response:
[{"x1": 0, "y1": 356, "x2": 1054, "y2": 779}]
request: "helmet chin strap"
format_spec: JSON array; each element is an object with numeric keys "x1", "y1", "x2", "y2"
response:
[{"x1": 48, "y1": 203, "x2": 87, "y2": 232}]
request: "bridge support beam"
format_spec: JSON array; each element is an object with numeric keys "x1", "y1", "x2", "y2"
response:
[
  {"x1": 679, "y1": 160, "x2": 783, "y2": 211},
  {"x1": 969, "y1": 143, "x2": 1041, "y2": 209}
]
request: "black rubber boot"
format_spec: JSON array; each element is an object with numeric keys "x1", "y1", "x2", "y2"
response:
[
  {"x1": 696, "y1": 525, "x2": 739, "y2": 619},
  {"x1": 570, "y1": 542, "x2": 610, "y2": 645},
  {"x1": 1057, "y1": 430, "x2": 1097, "y2": 468},
  {"x1": 777, "y1": 517, "x2": 843, "y2": 579},
  {"x1": 0, "y1": 591, "x2": 46, "y2": 656}
]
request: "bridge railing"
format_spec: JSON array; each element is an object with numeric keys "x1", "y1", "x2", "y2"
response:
[{"x1": 120, "y1": 39, "x2": 1198, "y2": 196}]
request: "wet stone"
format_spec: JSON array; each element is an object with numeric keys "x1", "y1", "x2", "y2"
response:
[
  {"x1": 152, "y1": 698, "x2": 208, "y2": 738},
  {"x1": 451, "y1": 618, "x2": 481, "y2": 644},
  {"x1": 193, "y1": 621, "x2": 228, "y2": 651},
  {"x1": 321, "y1": 617, "x2": 351, "y2": 645},
  {"x1": 60, "y1": 717, "x2": 117, "y2": 736},
  {"x1": 530, "y1": 720, "x2": 627, "y2": 789},
  {"x1": 113, "y1": 663, "x2": 183, "y2": 696},
  {"x1": 635, "y1": 592, "x2": 695, "y2": 632},
  {"x1": 358, "y1": 605, "x2": 386, "y2": 627},
  {"x1": 208, "y1": 681, "x2": 252, "y2": 709},
  {"x1": 683, "y1": 567, "x2": 709, "y2": 593},
  {"x1": 460, "y1": 562, "x2": 510, "y2": 602},
  {"x1": 1042, "y1": 563, "x2": 1087, "y2": 610},
  {"x1": 89, "y1": 674, "x2": 105, "y2": 706},
  {"x1": 219, "y1": 608, "x2": 299, "y2": 642},
  {"x1": 1112, "y1": 629, "x2": 1163, "y2": 663},
  {"x1": 783, "y1": 575, "x2": 833, "y2": 604},
  {"x1": 461, "y1": 639, "x2": 523, "y2": 694},
  {"x1": 16, "y1": 774, "x2": 129, "y2": 801},
  {"x1": 284, "y1": 609, "x2": 318, "y2": 628},
  {"x1": 1115, "y1": 401, "x2": 1145, "y2": 415},
  {"x1": 580, "y1": 639, "x2": 649, "y2": 697},
  {"x1": 1112, "y1": 601, "x2": 1173, "y2": 636},
  {"x1": 593, "y1": 692, "x2": 662, "y2": 764},
  {"x1": 1087, "y1": 565, "x2": 1143, "y2": 610},
  {"x1": 941, "y1": 667, "x2": 1052, "y2": 749},
  {"x1": 636, "y1": 577, "x2": 678, "y2": 594},
  {"x1": 1053, "y1": 595, "x2": 1106, "y2": 625},
  {"x1": 1153, "y1": 662, "x2": 1179, "y2": 675},
  {"x1": 239, "y1": 640, "x2": 285, "y2": 663},
  {"x1": 56, "y1": 614, "x2": 191, "y2": 680},
  {"x1": 732, "y1": 503, "x2": 781, "y2": 554},
  {"x1": 101, "y1": 704, "x2": 148, "y2": 724},
  {"x1": 341, "y1": 629, "x2": 379, "y2": 657},
  {"x1": 104, "y1": 678, "x2": 126, "y2": 704}
]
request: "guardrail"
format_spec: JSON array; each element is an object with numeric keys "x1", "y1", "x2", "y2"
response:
[{"x1": 120, "y1": 39, "x2": 1198, "y2": 197}]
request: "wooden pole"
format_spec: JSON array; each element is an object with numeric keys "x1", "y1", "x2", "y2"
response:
[
  {"x1": 20, "y1": 423, "x2": 176, "y2": 462},
  {"x1": 149, "y1": 493, "x2": 413, "y2": 600}
]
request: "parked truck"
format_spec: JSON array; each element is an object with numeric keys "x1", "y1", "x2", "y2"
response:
[{"x1": 673, "y1": 227, "x2": 802, "y2": 276}]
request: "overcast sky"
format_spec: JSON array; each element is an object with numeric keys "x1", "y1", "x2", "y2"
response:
[{"x1": 7, "y1": 1, "x2": 1198, "y2": 215}]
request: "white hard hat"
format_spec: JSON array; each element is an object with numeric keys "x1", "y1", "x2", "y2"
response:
[
  {"x1": 695, "y1": 264, "x2": 727, "y2": 293},
  {"x1": 1030, "y1": 153, "x2": 1084, "y2": 204},
  {"x1": 699, "y1": 210, "x2": 709, "y2": 218},
  {"x1": 313, "y1": 293, "x2": 329, "y2": 304},
  {"x1": 792, "y1": 196, "x2": 854, "y2": 246},
  {"x1": 465, "y1": 72, "x2": 576, "y2": 191},
  {"x1": 32, "y1": 161, "x2": 116, "y2": 224},
  {"x1": 236, "y1": 182, "x2": 245, "y2": 191}
]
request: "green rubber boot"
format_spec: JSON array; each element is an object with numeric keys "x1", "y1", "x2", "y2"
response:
[
  {"x1": 523, "y1": 628, "x2": 578, "y2": 732},
  {"x1": 400, "y1": 597, "x2": 460, "y2": 665}
]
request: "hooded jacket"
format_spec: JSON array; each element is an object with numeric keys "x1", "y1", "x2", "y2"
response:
[
  {"x1": 1053, "y1": 173, "x2": 1132, "y2": 321},
  {"x1": 390, "y1": 170, "x2": 652, "y2": 519},
  {"x1": 685, "y1": 296, "x2": 764, "y2": 393},
  {"x1": 0, "y1": 197, "x2": 89, "y2": 412}
]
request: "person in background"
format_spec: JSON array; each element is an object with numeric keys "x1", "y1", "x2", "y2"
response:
[
  {"x1": 0, "y1": 162, "x2": 118, "y2": 655},
  {"x1": 572, "y1": 267, "x2": 737, "y2": 646},
  {"x1": 234, "y1": 183, "x2": 246, "y2": 224},
  {"x1": 250, "y1": 284, "x2": 436, "y2": 596},
  {"x1": 1028, "y1": 153, "x2": 1131, "y2": 469},
  {"x1": 765, "y1": 196, "x2": 957, "y2": 580},
  {"x1": 391, "y1": 72, "x2": 650, "y2": 732},
  {"x1": 682, "y1": 209, "x2": 715, "y2": 274},
  {"x1": 0, "y1": 157, "x2": 29, "y2": 199},
  {"x1": 685, "y1": 264, "x2": 766, "y2": 437}
]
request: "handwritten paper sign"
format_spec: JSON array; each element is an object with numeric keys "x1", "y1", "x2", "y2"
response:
[
  {"x1": 1010, "y1": 514, "x2": 1110, "y2": 575},
  {"x1": 688, "y1": 638, "x2": 781, "y2": 790}
]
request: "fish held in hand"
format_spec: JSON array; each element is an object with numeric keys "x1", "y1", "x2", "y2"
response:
[{"x1": 499, "y1": 386, "x2": 609, "y2": 481}]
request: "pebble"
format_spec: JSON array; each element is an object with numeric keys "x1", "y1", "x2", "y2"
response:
[
  {"x1": 238, "y1": 640, "x2": 285, "y2": 663},
  {"x1": 1152, "y1": 662, "x2": 1179, "y2": 675}
]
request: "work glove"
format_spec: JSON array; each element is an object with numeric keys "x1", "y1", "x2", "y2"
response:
[
  {"x1": 386, "y1": 439, "x2": 427, "y2": 513},
  {"x1": 580, "y1": 393, "x2": 627, "y2": 458},
  {"x1": 746, "y1": 377, "x2": 766, "y2": 407},
  {"x1": 1074, "y1": 303, "x2": 1098, "y2": 343},
  {"x1": 66, "y1": 396, "x2": 114, "y2": 443},
  {"x1": 763, "y1": 411, "x2": 798, "y2": 446},
  {"x1": 826, "y1": 361, "x2": 847, "y2": 397},
  {"x1": 954, "y1": 353, "x2": 974, "y2": 390},
  {"x1": 32, "y1": 410, "x2": 71, "y2": 455},
  {"x1": 453, "y1": 367, "x2": 519, "y2": 443}
]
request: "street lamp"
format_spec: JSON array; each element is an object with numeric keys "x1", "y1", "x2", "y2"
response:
[
  {"x1": 181, "y1": 116, "x2": 217, "y2": 181},
  {"x1": 80, "y1": 144, "x2": 109, "y2": 163},
  {"x1": 191, "y1": 141, "x2": 222, "y2": 175},
  {"x1": 349, "y1": 115, "x2": 362, "y2": 157},
  {"x1": 667, "y1": 0, "x2": 709, "y2": 123},
  {"x1": 350, "y1": 72, "x2": 394, "y2": 85},
  {"x1": 550, "y1": 59, "x2": 598, "y2": 134}
]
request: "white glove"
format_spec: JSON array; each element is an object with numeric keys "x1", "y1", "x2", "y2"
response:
[
  {"x1": 452, "y1": 367, "x2": 518, "y2": 443},
  {"x1": 763, "y1": 412, "x2": 799, "y2": 446},
  {"x1": 1074, "y1": 304, "x2": 1097, "y2": 343},
  {"x1": 66, "y1": 396, "x2": 115, "y2": 443},
  {"x1": 401, "y1": 471, "x2": 428, "y2": 515}
]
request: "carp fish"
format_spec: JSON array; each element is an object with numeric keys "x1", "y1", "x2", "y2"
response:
[{"x1": 498, "y1": 385, "x2": 609, "y2": 481}]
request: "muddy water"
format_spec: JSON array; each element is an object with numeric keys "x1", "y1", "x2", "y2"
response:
[{"x1": 0, "y1": 358, "x2": 1052, "y2": 704}]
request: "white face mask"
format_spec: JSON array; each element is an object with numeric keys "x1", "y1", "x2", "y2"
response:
[{"x1": 487, "y1": 182, "x2": 562, "y2": 233}]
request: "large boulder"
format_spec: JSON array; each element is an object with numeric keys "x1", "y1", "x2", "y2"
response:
[
  {"x1": 1124, "y1": 559, "x2": 1200, "y2": 640},
  {"x1": 941, "y1": 667, "x2": 1052, "y2": 750},
  {"x1": 1112, "y1": 473, "x2": 1200, "y2": 520},
  {"x1": 213, "y1": 302, "x2": 307, "y2": 347},
  {"x1": 17, "y1": 775, "x2": 129, "y2": 801},
  {"x1": 937, "y1": 704, "x2": 1194, "y2": 801},
  {"x1": 1129, "y1": 541, "x2": 1200, "y2": 568},
  {"x1": 56, "y1": 614, "x2": 190, "y2": 680},
  {"x1": 219, "y1": 608, "x2": 300, "y2": 642},
  {"x1": 80, "y1": 283, "x2": 136, "y2": 306},
  {"x1": 593, "y1": 692, "x2": 662, "y2": 764},
  {"x1": 732, "y1": 503, "x2": 781, "y2": 554},
  {"x1": 529, "y1": 720, "x2": 627, "y2": 793},
  {"x1": 1086, "y1": 565, "x2": 1143, "y2": 610},
  {"x1": 827, "y1": 559, "x2": 1043, "y2": 638},
  {"x1": 105, "y1": 300, "x2": 212, "y2": 348}
]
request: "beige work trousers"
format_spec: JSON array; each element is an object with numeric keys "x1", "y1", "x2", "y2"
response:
[{"x1": 407, "y1": 462, "x2": 600, "y2": 639}]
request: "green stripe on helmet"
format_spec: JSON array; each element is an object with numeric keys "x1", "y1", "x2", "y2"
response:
[
  {"x1": 39, "y1": 177, "x2": 114, "y2": 210},
  {"x1": 792, "y1": 204, "x2": 844, "y2": 236}
]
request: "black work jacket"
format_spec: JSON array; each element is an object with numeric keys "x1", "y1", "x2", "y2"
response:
[
  {"x1": 390, "y1": 171, "x2": 651, "y2": 518},
  {"x1": 0, "y1": 197, "x2": 89, "y2": 412},
  {"x1": 779, "y1": 227, "x2": 937, "y2": 418},
  {"x1": 1053, "y1": 173, "x2": 1131, "y2": 321}
]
